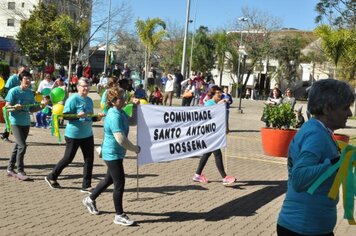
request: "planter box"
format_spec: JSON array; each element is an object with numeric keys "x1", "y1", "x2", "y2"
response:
[{"x1": 261, "y1": 127, "x2": 297, "y2": 157}]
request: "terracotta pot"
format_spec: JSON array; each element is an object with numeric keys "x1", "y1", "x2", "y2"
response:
[
  {"x1": 333, "y1": 133, "x2": 350, "y2": 143},
  {"x1": 0, "y1": 101, "x2": 5, "y2": 123},
  {"x1": 261, "y1": 127, "x2": 297, "y2": 157}
]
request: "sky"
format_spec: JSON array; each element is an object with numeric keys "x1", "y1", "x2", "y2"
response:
[{"x1": 116, "y1": 0, "x2": 321, "y2": 32}]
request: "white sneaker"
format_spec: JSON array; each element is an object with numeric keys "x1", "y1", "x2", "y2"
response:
[
  {"x1": 95, "y1": 146, "x2": 102, "y2": 158},
  {"x1": 113, "y1": 213, "x2": 135, "y2": 226},
  {"x1": 82, "y1": 196, "x2": 99, "y2": 215}
]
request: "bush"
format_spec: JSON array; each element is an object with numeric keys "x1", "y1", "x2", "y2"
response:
[{"x1": 262, "y1": 103, "x2": 297, "y2": 129}]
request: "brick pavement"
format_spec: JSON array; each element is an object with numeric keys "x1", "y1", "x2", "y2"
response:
[{"x1": 0, "y1": 97, "x2": 355, "y2": 236}]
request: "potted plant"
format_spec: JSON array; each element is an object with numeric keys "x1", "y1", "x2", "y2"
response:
[{"x1": 261, "y1": 102, "x2": 297, "y2": 157}]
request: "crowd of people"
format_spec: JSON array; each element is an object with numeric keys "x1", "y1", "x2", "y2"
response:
[{"x1": 1, "y1": 62, "x2": 355, "y2": 234}]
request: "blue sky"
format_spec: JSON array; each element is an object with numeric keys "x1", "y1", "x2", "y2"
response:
[{"x1": 119, "y1": 0, "x2": 320, "y2": 31}]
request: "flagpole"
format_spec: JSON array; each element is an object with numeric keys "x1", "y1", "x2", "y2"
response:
[
  {"x1": 103, "y1": 0, "x2": 111, "y2": 74},
  {"x1": 136, "y1": 105, "x2": 139, "y2": 200}
]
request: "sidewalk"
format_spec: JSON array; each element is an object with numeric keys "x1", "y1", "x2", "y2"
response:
[{"x1": 0, "y1": 99, "x2": 355, "y2": 236}]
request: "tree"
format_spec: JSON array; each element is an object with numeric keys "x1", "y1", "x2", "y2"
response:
[
  {"x1": 16, "y1": 3, "x2": 69, "y2": 68},
  {"x1": 315, "y1": 25, "x2": 354, "y2": 79},
  {"x1": 212, "y1": 31, "x2": 233, "y2": 86},
  {"x1": 315, "y1": 0, "x2": 356, "y2": 29},
  {"x1": 136, "y1": 18, "x2": 167, "y2": 89},
  {"x1": 191, "y1": 26, "x2": 215, "y2": 74},
  {"x1": 53, "y1": 14, "x2": 89, "y2": 83},
  {"x1": 272, "y1": 36, "x2": 307, "y2": 86}
]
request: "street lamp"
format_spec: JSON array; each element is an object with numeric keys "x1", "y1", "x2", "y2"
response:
[
  {"x1": 236, "y1": 17, "x2": 248, "y2": 112},
  {"x1": 181, "y1": 0, "x2": 191, "y2": 79}
]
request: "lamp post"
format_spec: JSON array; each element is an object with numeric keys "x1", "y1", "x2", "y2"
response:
[
  {"x1": 103, "y1": 0, "x2": 112, "y2": 74},
  {"x1": 236, "y1": 17, "x2": 248, "y2": 112},
  {"x1": 181, "y1": 0, "x2": 191, "y2": 79}
]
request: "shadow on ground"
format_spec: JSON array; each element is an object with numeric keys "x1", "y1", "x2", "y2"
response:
[{"x1": 129, "y1": 180, "x2": 286, "y2": 223}]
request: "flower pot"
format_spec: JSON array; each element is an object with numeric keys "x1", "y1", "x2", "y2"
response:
[
  {"x1": 333, "y1": 133, "x2": 350, "y2": 143},
  {"x1": 0, "y1": 101, "x2": 5, "y2": 123},
  {"x1": 261, "y1": 127, "x2": 297, "y2": 157}
]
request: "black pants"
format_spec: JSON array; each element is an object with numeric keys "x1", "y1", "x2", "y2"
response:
[
  {"x1": 181, "y1": 97, "x2": 193, "y2": 106},
  {"x1": 8, "y1": 125, "x2": 30, "y2": 172},
  {"x1": 196, "y1": 149, "x2": 227, "y2": 178},
  {"x1": 48, "y1": 136, "x2": 94, "y2": 189},
  {"x1": 277, "y1": 224, "x2": 334, "y2": 236},
  {"x1": 1, "y1": 128, "x2": 9, "y2": 139},
  {"x1": 90, "y1": 159, "x2": 125, "y2": 215}
]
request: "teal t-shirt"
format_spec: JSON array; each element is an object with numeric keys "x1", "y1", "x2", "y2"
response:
[
  {"x1": 277, "y1": 118, "x2": 338, "y2": 235},
  {"x1": 5, "y1": 74, "x2": 20, "y2": 90},
  {"x1": 5, "y1": 86, "x2": 35, "y2": 126},
  {"x1": 102, "y1": 107, "x2": 129, "y2": 161},
  {"x1": 64, "y1": 93, "x2": 94, "y2": 139},
  {"x1": 205, "y1": 99, "x2": 216, "y2": 106}
]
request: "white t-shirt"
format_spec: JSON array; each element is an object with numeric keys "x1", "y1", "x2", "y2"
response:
[
  {"x1": 37, "y1": 79, "x2": 54, "y2": 92},
  {"x1": 165, "y1": 77, "x2": 175, "y2": 92}
]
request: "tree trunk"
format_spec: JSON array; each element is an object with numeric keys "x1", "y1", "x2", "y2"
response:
[
  {"x1": 219, "y1": 61, "x2": 224, "y2": 87},
  {"x1": 144, "y1": 47, "x2": 148, "y2": 91}
]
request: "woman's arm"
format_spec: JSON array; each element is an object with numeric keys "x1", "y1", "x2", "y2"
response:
[{"x1": 113, "y1": 132, "x2": 140, "y2": 153}]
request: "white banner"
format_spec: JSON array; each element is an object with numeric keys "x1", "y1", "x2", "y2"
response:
[{"x1": 137, "y1": 103, "x2": 226, "y2": 165}]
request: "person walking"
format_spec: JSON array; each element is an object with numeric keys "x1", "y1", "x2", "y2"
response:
[
  {"x1": 82, "y1": 86, "x2": 140, "y2": 226},
  {"x1": 5, "y1": 71, "x2": 43, "y2": 179},
  {"x1": 192, "y1": 86, "x2": 236, "y2": 185},
  {"x1": 45, "y1": 78, "x2": 103, "y2": 192},
  {"x1": 222, "y1": 86, "x2": 233, "y2": 133},
  {"x1": 277, "y1": 79, "x2": 355, "y2": 235}
]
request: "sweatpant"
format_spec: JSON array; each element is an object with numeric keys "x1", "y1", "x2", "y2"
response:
[
  {"x1": 48, "y1": 136, "x2": 94, "y2": 189},
  {"x1": 196, "y1": 149, "x2": 227, "y2": 178},
  {"x1": 90, "y1": 159, "x2": 125, "y2": 215},
  {"x1": 8, "y1": 125, "x2": 30, "y2": 172}
]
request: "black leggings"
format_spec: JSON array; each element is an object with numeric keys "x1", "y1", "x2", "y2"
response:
[
  {"x1": 277, "y1": 224, "x2": 334, "y2": 236},
  {"x1": 90, "y1": 159, "x2": 125, "y2": 215},
  {"x1": 196, "y1": 149, "x2": 227, "y2": 178},
  {"x1": 48, "y1": 136, "x2": 94, "y2": 189}
]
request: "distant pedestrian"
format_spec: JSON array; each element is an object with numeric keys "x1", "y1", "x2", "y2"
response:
[
  {"x1": 222, "y1": 86, "x2": 233, "y2": 133},
  {"x1": 174, "y1": 69, "x2": 183, "y2": 98},
  {"x1": 163, "y1": 74, "x2": 175, "y2": 106},
  {"x1": 82, "y1": 86, "x2": 140, "y2": 226}
]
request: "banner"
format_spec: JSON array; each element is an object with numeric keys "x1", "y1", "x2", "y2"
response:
[{"x1": 137, "y1": 103, "x2": 226, "y2": 165}]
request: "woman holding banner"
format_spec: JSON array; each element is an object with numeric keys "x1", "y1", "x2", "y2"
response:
[
  {"x1": 193, "y1": 86, "x2": 236, "y2": 185},
  {"x1": 82, "y1": 86, "x2": 140, "y2": 226},
  {"x1": 277, "y1": 79, "x2": 355, "y2": 235}
]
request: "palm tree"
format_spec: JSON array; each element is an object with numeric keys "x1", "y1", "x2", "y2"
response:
[
  {"x1": 213, "y1": 31, "x2": 230, "y2": 86},
  {"x1": 136, "y1": 18, "x2": 167, "y2": 90}
]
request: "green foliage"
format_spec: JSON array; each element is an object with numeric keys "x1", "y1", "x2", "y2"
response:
[
  {"x1": 0, "y1": 61, "x2": 10, "y2": 79},
  {"x1": 136, "y1": 18, "x2": 167, "y2": 52},
  {"x1": 315, "y1": 0, "x2": 355, "y2": 29},
  {"x1": 191, "y1": 26, "x2": 215, "y2": 73},
  {"x1": 262, "y1": 103, "x2": 297, "y2": 129},
  {"x1": 16, "y1": 3, "x2": 70, "y2": 67}
]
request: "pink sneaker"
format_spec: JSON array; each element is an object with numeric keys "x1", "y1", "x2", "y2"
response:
[
  {"x1": 222, "y1": 175, "x2": 236, "y2": 185},
  {"x1": 193, "y1": 173, "x2": 209, "y2": 183}
]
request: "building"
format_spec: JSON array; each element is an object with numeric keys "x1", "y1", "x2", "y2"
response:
[
  {"x1": 0, "y1": 0, "x2": 92, "y2": 66},
  {"x1": 0, "y1": 0, "x2": 38, "y2": 38}
]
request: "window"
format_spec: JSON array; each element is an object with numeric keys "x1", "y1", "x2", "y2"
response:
[
  {"x1": 22, "y1": 2, "x2": 25, "y2": 8},
  {"x1": 7, "y1": 19, "x2": 15, "y2": 27},
  {"x1": 8, "y1": 2, "x2": 15, "y2": 10}
]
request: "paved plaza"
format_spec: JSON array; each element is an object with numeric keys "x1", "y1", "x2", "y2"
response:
[{"x1": 1, "y1": 96, "x2": 355, "y2": 236}]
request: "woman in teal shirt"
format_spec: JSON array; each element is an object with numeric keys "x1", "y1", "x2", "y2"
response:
[
  {"x1": 5, "y1": 71, "x2": 42, "y2": 179},
  {"x1": 82, "y1": 86, "x2": 140, "y2": 226},
  {"x1": 277, "y1": 79, "x2": 355, "y2": 235}
]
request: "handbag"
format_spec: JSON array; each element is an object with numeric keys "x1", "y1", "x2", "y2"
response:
[{"x1": 182, "y1": 89, "x2": 193, "y2": 98}]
